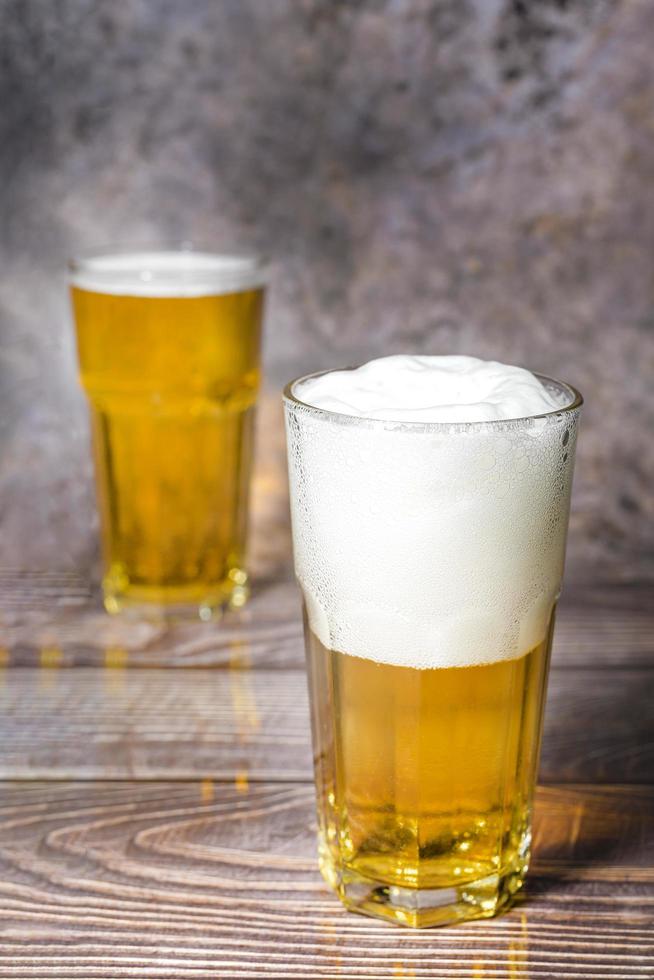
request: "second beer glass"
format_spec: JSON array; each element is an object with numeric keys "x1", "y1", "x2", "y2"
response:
[{"x1": 70, "y1": 248, "x2": 266, "y2": 619}]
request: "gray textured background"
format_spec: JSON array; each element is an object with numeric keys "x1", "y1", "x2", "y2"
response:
[{"x1": 1, "y1": 0, "x2": 652, "y2": 587}]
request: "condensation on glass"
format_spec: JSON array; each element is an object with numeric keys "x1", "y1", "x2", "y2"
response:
[{"x1": 284, "y1": 368, "x2": 582, "y2": 927}]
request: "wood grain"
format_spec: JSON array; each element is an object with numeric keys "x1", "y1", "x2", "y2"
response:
[
  {"x1": 0, "y1": 573, "x2": 651, "y2": 669},
  {"x1": 1, "y1": 664, "x2": 652, "y2": 783},
  {"x1": 0, "y1": 576, "x2": 652, "y2": 975},
  {"x1": 0, "y1": 781, "x2": 652, "y2": 979},
  {"x1": 0, "y1": 576, "x2": 305, "y2": 670}
]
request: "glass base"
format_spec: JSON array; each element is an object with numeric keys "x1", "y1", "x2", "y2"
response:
[
  {"x1": 320, "y1": 847, "x2": 527, "y2": 928},
  {"x1": 102, "y1": 567, "x2": 249, "y2": 622}
]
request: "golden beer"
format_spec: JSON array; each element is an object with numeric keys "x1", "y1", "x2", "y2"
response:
[
  {"x1": 284, "y1": 358, "x2": 582, "y2": 927},
  {"x1": 71, "y1": 250, "x2": 265, "y2": 617},
  {"x1": 305, "y1": 613, "x2": 553, "y2": 927}
]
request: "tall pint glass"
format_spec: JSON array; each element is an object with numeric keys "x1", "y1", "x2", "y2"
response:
[
  {"x1": 284, "y1": 366, "x2": 582, "y2": 927},
  {"x1": 70, "y1": 248, "x2": 266, "y2": 619}
]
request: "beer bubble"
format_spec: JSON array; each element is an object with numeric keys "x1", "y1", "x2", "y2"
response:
[
  {"x1": 70, "y1": 250, "x2": 264, "y2": 297},
  {"x1": 286, "y1": 356, "x2": 579, "y2": 670}
]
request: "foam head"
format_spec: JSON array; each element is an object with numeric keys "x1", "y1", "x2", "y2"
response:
[
  {"x1": 294, "y1": 354, "x2": 568, "y2": 422},
  {"x1": 69, "y1": 250, "x2": 266, "y2": 297},
  {"x1": 284, "y1": 356, "x2": 581, "y2": 669}
]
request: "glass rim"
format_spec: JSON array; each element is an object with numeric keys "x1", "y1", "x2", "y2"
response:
[
  {"x1": 68, "y1": 242, "x2": 269, "y2": 292},
  {"x1": 283, "y1": 364, "x2": 583, "y2": 431}
]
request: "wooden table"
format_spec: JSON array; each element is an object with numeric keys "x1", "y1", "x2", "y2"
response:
[{"x1": 0, "y1": 570, "x2": 652, "y2": 978}]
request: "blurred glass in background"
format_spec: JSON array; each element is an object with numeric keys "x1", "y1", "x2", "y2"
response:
[{"x1": 69, "y1": 247, "x2": 266, "y2": 619}]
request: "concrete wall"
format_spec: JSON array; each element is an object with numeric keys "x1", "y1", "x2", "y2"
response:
[{"x1": 1, "y1": 0, "x2": 652, "y2": 585}]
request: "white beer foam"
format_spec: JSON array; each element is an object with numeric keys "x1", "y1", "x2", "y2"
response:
[
  {"x1": 285, "y1": 355, "x2": 578, "y2": 669},
  {"x1": 70, "y1": 251, "x2": 265, "y2": 297},
  {"x1": 295, "y1": 354, "x2": 566, "y2": 422}
]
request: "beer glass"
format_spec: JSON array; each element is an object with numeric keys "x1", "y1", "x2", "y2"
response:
[
  {"x1": 70, "y1": 247, "x2": 266, "y2": 619},
  {"x1": 284, "y1": 368, "x2": 582, "y2": 927}
]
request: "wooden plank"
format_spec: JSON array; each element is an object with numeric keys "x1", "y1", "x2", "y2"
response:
[
  {"x1": 0, "y1": 666, "x2": 312, "y2": 781},
  {"x1": 1, "y1": 666, "x2": 652, "y2": 783},
  {"x1": 0, "y1": 782, "x2": 651, "y2": 978},
  {"x1": 0, "y1": 577, "x2": 305, "y2": 670},
  {"x1": 0, "y1": 577, "x2": 652, "y2": 669}
]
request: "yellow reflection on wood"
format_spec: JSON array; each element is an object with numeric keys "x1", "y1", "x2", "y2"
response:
[
  {"x1": 40, "y1": 645, "x2": 63, "y2": 669},
  {"x1": 200, "y1": 778, "x2": 215, "y2": 803},
  {"x1": 0, "y1": 647, "x2": 9, "y2": 667},
  {"x1": 39, "y1": 645, "x2": 63, "y2": 688},
  {"x1": 508, "y1": 912, "x2": 529, "y2": 978},
  {"x1": 321, "y1": 922, "x2": 342, "y2": 974},
  {"x1": 228, "y1": 639, "x2": 251, "y2": 670},
  {"x1": 104, "y1": 645, "x2": 129, "y2": 669},
  {"x1": 103, "y1": 645, "x2": 128, "y2": 693},
  {"x1": 229, "y1": 643, "x2": 260, "y2": 741},
  {"x1": 235, "y1": 771, "x2": 249, "y2": 793}
]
